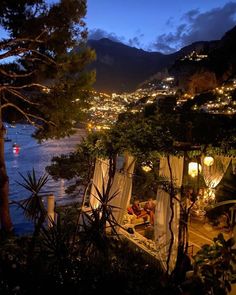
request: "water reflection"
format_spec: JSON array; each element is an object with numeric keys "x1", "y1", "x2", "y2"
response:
[{"x1": 5, "y1": 123, "x2": 86, "y2": 229}]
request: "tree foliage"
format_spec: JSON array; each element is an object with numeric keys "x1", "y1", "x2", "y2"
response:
[
  {"x1": 0, "y1": 0, "x2": 95, "y2": 233},
  {"x1": 46, "y1": 138, "x2": 95, "y2": 195},
  {"x1": 193, "y1": 233, "x2": 236, "y2": 295},
  {"x1": 0, "y1": 0, "x2": 95, "y2": 139}
]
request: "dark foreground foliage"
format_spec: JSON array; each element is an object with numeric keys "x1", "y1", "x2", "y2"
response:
[
  {"x1": 0, "y1": 234, "x2": 166, "y2": 295},
  {"x1": 2, "y1": 170, "x2": 235, "y2": 295},
  {"x1": 1, "y1": 213, "x2": 235, "y2": 295}
]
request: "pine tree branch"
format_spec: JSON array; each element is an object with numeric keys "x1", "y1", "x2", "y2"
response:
[
  {"x1": 0, "y1": 46, "x2": 55, "y2": 67},
  {"x1": 8, "y1": 83, "x2": 49, "y2": 90},
  {"x1": 0, "y1": 31, "x2": 47, "y2": 50},
  {"x1": 1, "y1": 103, "x2": 55, "y2": 127},
  {"x1": 24, "y1": 56, "x2": 44, "y2": 63},
  {"x1": 6, "y1": 88, "x2": 40, "y2": 105},
  {"x1": 1, "y1": 102, "x2": 40, "y2": 126},
  {"x1": 0, "y1": 47, "x2": 30, "y2": 60},
  {"x1": 0, "y1": 68, "x2": 36, "y2": 78},
  {"x1": 30, "y1": 49, "x2": 57, "y2": 65},
  {"x1": 27, "y1": 113, "x2": 55, "y2": 126}
]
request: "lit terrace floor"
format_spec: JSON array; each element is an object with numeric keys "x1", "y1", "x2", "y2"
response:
[{"x1": 134, "y1": 217, "x2": 231, "y2": 257}]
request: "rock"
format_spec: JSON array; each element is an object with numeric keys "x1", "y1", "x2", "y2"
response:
[{"x1": 187, "y1": 71, "x2": 217, "y2": 94}]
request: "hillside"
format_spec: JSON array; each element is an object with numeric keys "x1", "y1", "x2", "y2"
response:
[
  {"x1": 87, "y1": 38, "x2": 173, "y2": 93},
  {"x1": 169, "y1": 25, "x2": 236, "y2": 94},
  {"x1": 87, "y1": 25, "x2": 236, "y2": 94},
  {"x1": 87, "y1": 38, "x2": 216, "y2": 93}
]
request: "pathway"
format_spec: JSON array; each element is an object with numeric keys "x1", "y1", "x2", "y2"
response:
[{"x1": 188, "y1": 217, "x2": 231, "y2": 256}]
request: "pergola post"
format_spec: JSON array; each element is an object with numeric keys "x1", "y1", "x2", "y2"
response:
[{"x1": 47, "y1": 194, "x2": 55, "y2": 227}]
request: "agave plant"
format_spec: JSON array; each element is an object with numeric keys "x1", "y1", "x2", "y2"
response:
[
  {"x1": 39, "y1": 210, "x2": 79, "y2": 279},
  {"x1": 16, "y1": 169, "x2": 49, "y2": 229},
  {"x1": 78, "y1": 180, "x2": 122, "y2": 258}
]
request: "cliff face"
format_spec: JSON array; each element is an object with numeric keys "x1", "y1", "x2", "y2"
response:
[
  {"x1": 187, "y1": 71, "x2": 217, "y2": 94},
  {"x1": 171, "y1": 60, "x2": 218, "y2": 94},
  {"x1": 209, "y1": 25, "x2": 236, "y2": 81}
]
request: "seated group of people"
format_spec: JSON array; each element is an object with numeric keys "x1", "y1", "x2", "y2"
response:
[{"x1": 128, "y1": 198, "x2": 155, "y2": 226}]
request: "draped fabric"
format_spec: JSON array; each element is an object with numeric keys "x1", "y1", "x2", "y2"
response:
[
  {"x1": 154, "y1": 156, "x2": 184, "y2": 272},
  {"x1": 89, "y1": 158, "x2": 109, "y2": 209},
  {"x1": 201, "y1": 156, "x2": 232, "y2": 188},
  {"x1": 109, "y1": 154, "x2": 135, "y2": 226},
  {"x1": 232, "y1": 159, "x2": 236, "y2": 175}
]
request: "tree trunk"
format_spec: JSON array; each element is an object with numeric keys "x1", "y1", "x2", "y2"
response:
[
  {"x1": 0, "y1": 123, "x2": 13, "y2": 234},
  {"x1": 166, "y1": 155, "x2": 175, "y2": 273}
]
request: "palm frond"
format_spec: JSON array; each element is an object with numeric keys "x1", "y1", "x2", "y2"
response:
[
  {"x1": 16, "y1": 169, "x2": 49, "y2": 222},
  {"x1": 17, "y1": 169, "x2": 49, "y2": 195}
]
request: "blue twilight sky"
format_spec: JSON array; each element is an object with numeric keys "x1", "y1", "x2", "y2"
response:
[
  {"x1": 0, "y1": 1, "x2": 236, "y2": 54},
  {"x1": 86, "y1": 0, "x2": 236, "y2": 53}
]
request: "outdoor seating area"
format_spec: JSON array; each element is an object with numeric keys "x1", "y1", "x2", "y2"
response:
[
  {"x1": 123, "y1": 200, "x2": 156, "y2": 226},
  {"x1": 87, "y1": 152, "x2": 236, "y2": 284}
]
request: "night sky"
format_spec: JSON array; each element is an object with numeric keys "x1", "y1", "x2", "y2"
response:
[
  {"x1": 87, "y1": 0, "x2": 236, "y2": 53},
  {"x1": 0, "y1": 1, "x2": 235, "y2": 53}
]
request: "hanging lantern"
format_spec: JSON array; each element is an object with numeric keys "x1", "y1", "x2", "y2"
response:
[
  {"x1": 141, "y1": 161, "x2": 153, "y2": 172},
  {"x1": 188, "y1": 162, "x2": 202, "y2": 177},
  {"x1": 203, "y1": 156, "x2": 214, "y2": 167}
]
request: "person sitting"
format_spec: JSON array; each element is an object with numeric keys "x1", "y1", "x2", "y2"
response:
[
  {"x1": 144, "y1": 197, "x2": 155, "y2": 213},
  {"x1": 130, "y1": 199, "x2": 149, "y2": 221},
  {"x1": 144, "y1": 197, "x2": 155, "y2": 226}
]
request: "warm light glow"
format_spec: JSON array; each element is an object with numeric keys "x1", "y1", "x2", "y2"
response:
[
  {"x1": 42, "y1": 87, "x2": 50, "y2": 93},
  {"x1": 188, "y1": 162, "x2": 202, "y2": 177},
  {"x1": 204, "y1": 188, "x2": 215, "y2": 201},
  {"x1": 203, "y1": 156, "x2": 214, "y2": 167},
  {"x1": 141, "y1": 161, "x2": 153, "y2": 172}
]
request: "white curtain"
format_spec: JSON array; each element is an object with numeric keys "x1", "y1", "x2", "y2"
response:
[
  {"x1": 90, "y1": 158, "x2": 109, "y2": 209},
  {"x1": 154, "y1": 156, "x2": 184, "y2": 272},
  {"x1": 232, "y1": 159, "x2": 236, "y2": 175},
  {"x1": 201, "y1": 156, "x2": 231, "y2": 188},
  {"x1": 109, "y1": 154, "x2": 135, "y2": 226}
]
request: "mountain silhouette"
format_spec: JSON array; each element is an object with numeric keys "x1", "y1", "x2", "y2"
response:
[
  {"x1": 88, "y1": 25, "x2": 236, "y2": 94},
  {"x1": 88, "y1": 38, "x2": 217, "y2": 93}
]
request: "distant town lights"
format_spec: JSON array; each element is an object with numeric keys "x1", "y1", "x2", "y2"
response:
[
  {"x1": 42, "y1": 87, "x2": 50, "y2": 93},
  {"x1": 165, "y1": 77, "x2": 174, "y2": 81}
]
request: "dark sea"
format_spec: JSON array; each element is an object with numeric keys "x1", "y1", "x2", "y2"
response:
[{"x1": 5, "y1": 123, "x2": 87, "y2": 234}]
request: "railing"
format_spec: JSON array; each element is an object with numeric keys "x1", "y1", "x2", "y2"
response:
[
  {"x1": 208, "y1": 200, "x2": 236, "y2": 227},
  {"x1": 187, "y1": 244, "x2": 194, "y2": 257}
]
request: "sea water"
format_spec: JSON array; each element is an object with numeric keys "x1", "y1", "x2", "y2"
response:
[{"x1": 5, "y1": 124, "x2": 87, "y2": 233}]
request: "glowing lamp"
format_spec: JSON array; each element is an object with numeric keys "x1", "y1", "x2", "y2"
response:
[
  {"x1": 188, "y1": 162, "x2": 202, "y2": 178},
  {"x1": 203, "y1": 156, "x2": 214, "y2": 167},
  {"x1": 141, "y1": 161, "x2": 153, "y2": 172}
]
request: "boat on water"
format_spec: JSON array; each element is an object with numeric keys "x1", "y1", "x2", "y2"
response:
[
  {"x1": 12, "y1": 143, "x2": 20, "y2": 154},
  {"x1": 4, "y1": 137, "x2": 12, "y2": 142}
]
